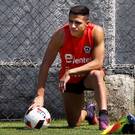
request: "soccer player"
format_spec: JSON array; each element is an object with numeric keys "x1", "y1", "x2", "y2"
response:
[{"x1": 30, "y1": 5, "x2": 109, "y2": 130}]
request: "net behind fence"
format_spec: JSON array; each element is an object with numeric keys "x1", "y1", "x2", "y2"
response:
[
  {"x1": 0, "y1": 0, "x2": 108, "y2": 120},
  {"x1": 115, "y1": 0, "x2": 135, "y2": 64},
  {"x1": 0, "y1": 0, "x2": 134, "y2": 120}
]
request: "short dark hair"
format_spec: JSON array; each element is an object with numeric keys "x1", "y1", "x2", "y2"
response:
[{"x1": 69, "y1": 5, "x2": 89, "y2": 16}]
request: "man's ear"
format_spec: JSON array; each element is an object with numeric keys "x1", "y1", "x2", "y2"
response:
[{"x1": 86, "y1": 20, "x2": 90, "y2": 24}]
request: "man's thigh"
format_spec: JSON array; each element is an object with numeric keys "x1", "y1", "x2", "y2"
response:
[
  {"x1": 62, "y1": 92, "x2": 84, "y2": 126},
  {"x1": 83, "y1": 69, "x2": 105, "y2": 89}
]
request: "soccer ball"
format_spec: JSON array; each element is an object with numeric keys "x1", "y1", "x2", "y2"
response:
[{"x1": 24, "y1": 107, "x2": 51, "y2": 129}]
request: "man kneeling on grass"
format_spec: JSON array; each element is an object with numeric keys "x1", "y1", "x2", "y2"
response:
[{"x1": 29, "y1": 5, "x2": 109, "y2": 130}]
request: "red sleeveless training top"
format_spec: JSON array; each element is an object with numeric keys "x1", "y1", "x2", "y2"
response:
[{"x1": 59, "y1": 23, "x2": 95, "y2": 83}]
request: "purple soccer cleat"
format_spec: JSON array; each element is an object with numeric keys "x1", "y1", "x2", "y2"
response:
[
  {"x1": 85, "y1": 103, "x2": 98, "y2": 125},
  {"x1": 99, "y1": 110, "x2": 109, "y2": 130}
]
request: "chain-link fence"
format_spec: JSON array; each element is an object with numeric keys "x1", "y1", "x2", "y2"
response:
[
  {"x1": 0, "y1": 0, "x2": 108, "y2": 120},
  {"x1": 0, "y1": 0, "x2": 134, "y2": 120},
  {"x1": 115, "y1": 0, "x2": 135, "y2": 64}
]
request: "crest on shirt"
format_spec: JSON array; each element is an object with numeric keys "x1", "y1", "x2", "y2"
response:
[{"x1": 84, "y1": 45, "x2": 91, "y2": 53}]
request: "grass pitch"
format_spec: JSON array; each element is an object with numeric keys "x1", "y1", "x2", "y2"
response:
[{"x1": 0, "y1": 119, "x2": 102, "y2": 135}]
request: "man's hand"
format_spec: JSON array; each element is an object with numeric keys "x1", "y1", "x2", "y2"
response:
[
  {"x1": 28, "y1": 96, "x2": 44, "y2": 110},
  {"x1": 59, "y1": 71, "x2": 70, "y2": 93}
]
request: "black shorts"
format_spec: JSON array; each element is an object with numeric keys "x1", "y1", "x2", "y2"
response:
[{"x1": 65, "y1": 80, "x2": 86, "y2": 94}]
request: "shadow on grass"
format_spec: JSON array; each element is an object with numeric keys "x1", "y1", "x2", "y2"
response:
[
  {"x1": 0, "y1": 125, "x2": 69, "y2": 130},
  {"x1": 0, "y1": 126, "x2": 33, "y2": 130},
  {"x1": 0, "y1": 122, "x2": 99, "y2": 132},
  {"x1": 48, "y1": 126, "x2": 69, "y2": 129}
]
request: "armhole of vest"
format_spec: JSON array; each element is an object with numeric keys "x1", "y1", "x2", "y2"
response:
[
  {"x1": 88, "y1": 24, "x2": 95, "y2": 49},
  {"x1": 63, "y1": 25, "x2": 71, "y2": 47},
  {"x1": 63, "y1": 25, "x2": 68, "y2": 45}
]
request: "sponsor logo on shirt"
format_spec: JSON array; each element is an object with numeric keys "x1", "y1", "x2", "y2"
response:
[{"x1": 65, "y1": 54, "x2": 91, "y2": 64}]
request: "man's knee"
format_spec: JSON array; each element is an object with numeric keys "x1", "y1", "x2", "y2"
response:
[
  {"x1": 63, "y1": 93, "x2": 84, "y2": 128},
  {"x1": 90, "y1": 70, "x2": 104, "y2": 79},
  {"x1": 68, "y1": 121, "x2": 81, "y2": 128}
]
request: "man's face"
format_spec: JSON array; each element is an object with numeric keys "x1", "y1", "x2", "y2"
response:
[{"x1": 68, "y1": 14, "x2": 88, "y2": 37}]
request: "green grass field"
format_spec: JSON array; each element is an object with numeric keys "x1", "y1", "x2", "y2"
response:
[{"x1": 0, "y1": 120, "x2": 102, "y2": 135}]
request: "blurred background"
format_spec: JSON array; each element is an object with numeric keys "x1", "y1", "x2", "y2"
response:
[{"x1": 0, "y1": 0, "x2": 134, "y2": 120}]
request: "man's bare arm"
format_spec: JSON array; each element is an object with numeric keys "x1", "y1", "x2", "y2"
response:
[{"x1": 30, "y1": 29, "x2": 64, "y2": 108}]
